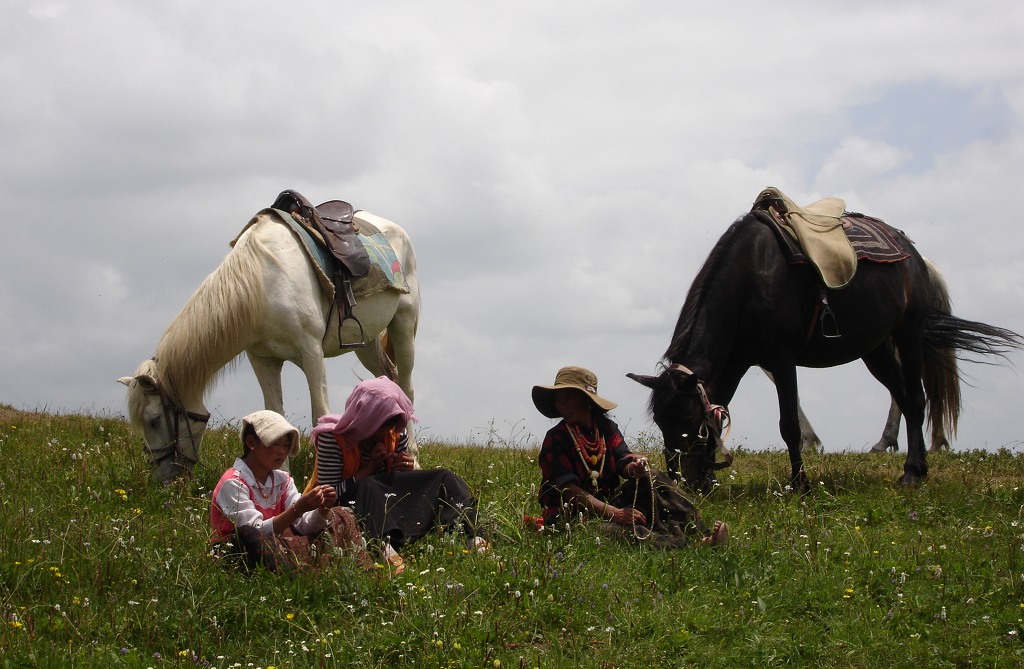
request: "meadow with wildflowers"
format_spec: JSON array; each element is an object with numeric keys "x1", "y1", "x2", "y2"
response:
[{"x1": 2, "y1": 404, "x2": 1024, "y2": 668}]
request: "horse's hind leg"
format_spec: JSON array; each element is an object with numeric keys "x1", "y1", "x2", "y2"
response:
[
  {"x1": 869, "y1": 399, "x2": 902, "y2": 453},
  {"x1": 861, "y1": 345, "x2": 928, "y2": 484},
  {"x1": 870, "y1": 397, "x2": 948, "y2": 452},
  {"x1": 796, "y1": 404, "x2": 823, "y2": 454},
  {"x1": 896, "y1": 347, "x2": 928, "y2": 484},
  {"x1": 387, "y1": 293, "x2": 420, "y2": 463},
  {"x1": 929, "y1": 421, "x2": 950, "y2": 453},
  {"x1": 379, "y1": 289, "x2": 418, "y2": 404}
]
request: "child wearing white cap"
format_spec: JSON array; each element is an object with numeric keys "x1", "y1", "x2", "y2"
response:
[{"x1": 209, "y1": 410, "x2": 368, "y2": 572}]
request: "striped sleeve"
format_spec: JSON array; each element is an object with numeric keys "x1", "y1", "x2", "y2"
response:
[{"x1": 314, "y1": 432, "x2": 346, "y2": 487}]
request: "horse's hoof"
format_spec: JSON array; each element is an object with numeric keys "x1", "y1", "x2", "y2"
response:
[{"x1": 897, "y1": 473, "x2": 926, "y2": 487}]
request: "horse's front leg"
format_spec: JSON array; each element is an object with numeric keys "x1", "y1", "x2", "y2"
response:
[
  {"x1": 771, "y1": 365, "x2": 809, "y2": 491},
  {"x1": 297, "y1": 350, "x2": 330, "y2": 422},
  {"x1": 247, "y1": 352, "x2": 293, "y2": 472},
  {"x1": 247, "y1": 352, "x2": 285, "y2": 414},
  {"x1": 764, "y1": 367, "x2": 822, "y2": 453}
]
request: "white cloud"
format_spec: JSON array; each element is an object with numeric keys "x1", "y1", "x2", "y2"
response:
[{"x1": 815, "y1": 136, "x2": 912, "y2": 190}]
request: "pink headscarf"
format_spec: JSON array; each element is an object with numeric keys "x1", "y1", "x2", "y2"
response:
[{"x1": 310, "y1": 376, "x2": 417, "y2": 444}]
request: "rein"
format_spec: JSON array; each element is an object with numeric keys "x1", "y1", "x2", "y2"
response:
[
  {"x1": 147, "y1": 366, "x2": 211, "y2": 472},
  {"x1": 628, "y1": 456, "x2": 655, "y2": 541}
]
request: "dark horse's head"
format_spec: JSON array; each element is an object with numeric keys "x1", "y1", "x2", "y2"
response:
[
  {"x1": 627, "y1": 220, "x2": 744, "y2": 491},
  {"x1": 628, "y1": 365, "x2": 732, "y2": 492}
]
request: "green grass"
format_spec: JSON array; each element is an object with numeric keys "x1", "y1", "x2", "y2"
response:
[{"x1": 2, "y1": 405, "x2": 1024, "y2": 668}]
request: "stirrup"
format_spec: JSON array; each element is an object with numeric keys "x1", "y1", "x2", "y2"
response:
[
  {"x1": 337, "y1": 275, "x2": 367, "y2": 348},
  {"x1": 819, "y1": 307, "x2": 841, "y2": 338},
  {"x1": 338, "y1": 312, "x2": 367, "y2": 348}
]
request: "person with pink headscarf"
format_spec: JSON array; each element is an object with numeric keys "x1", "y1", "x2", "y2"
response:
[{"x1": 307, "y1": 376, "x2": 487, "y2": 575}]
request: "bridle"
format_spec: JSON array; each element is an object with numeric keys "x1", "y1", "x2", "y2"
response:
[
  {"x1": 668, "y1": 363, "x2": 731, "y2": 442},
  {"x1": 666, "y1": 363, "x2": 734, "y2": 473},
  {"x1": 145, "y1": 373, "x2": 211, "y2": 473}
]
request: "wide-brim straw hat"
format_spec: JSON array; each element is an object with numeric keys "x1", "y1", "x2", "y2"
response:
[
  {"x1": 532, "y1": 366, "x2": 617, "y2": 419},
  {"x1": 240, "y1": 410, "x2": 300, "y2": 457}
]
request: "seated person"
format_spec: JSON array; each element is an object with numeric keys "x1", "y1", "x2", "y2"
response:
[
  {"x1": 209, "y1": 410, "x2": 367, "y2": 573},
  {"x1": 533, "y1": 366, "x2": 728, "y2": 547},
  {"x1": 308, "y1": 376, "x2": 488, "y2": 575}
]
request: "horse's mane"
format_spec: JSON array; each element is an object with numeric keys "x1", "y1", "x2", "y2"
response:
[
  {"x1": 663, "y1": 214, "x2": 753, "y2": 363},
  {"x1": 151, "y1": 224, "x2": 271, "y2": 405}
]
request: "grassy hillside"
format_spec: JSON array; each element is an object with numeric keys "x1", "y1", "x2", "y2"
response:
[{"x1": 2, "y1": 406, "x2": 1024, "y2": 668}]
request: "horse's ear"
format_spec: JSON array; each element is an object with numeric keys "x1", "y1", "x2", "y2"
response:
[
  {"x1": 131, "y1": 374, "x2": 159, "y2": 392},
  {"x1": 117, "y1": 376, "x2": 132, "y2": 387},
  {"x1": 626, "y1": 372, "x2": 658, "y2": 389}
]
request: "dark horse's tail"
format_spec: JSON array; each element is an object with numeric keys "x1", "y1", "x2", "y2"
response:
[
  {"x1": 919, "y1": 260, "x2": 959, "y2": 444},
  {"x1": 921, "y1": 265, "x2": 1023, "y2": 442}
]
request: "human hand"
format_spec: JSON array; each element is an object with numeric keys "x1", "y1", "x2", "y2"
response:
[
  {"x1": 390, "y1": 451, "x2": 415, "y2": 471},
  {"x1": 626, "y1": 458, "x2": 649, "y2": 479},
  {"x1": 356, "y1": 442, "x2": 388, "y2": 478},
  {"x1": 295, "y1": 489, "x2": 321, "y2": 514},
  {"x1": 295, "y1": 485, "x2": 335, "y2": 514},
  {"x1": 316, "y1": 484, "x2": 337, "y2": 509},
  {"x1": 610, "y1": 506, "x2": 647, "y2": 526}
]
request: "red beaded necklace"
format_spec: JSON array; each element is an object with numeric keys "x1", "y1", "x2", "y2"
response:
[
  {"x1": 253, "y1": 470, "x2": 275, "y2": 499},
  {"x1": 567, "y1": 423, "x2": 606, "y2": 489}
]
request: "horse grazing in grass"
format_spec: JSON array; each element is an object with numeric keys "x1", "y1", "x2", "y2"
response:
[
  {"x1": 629, "y1": 201, "x2": 1020, "y2": 490},
  {"x1": 119, "y1": 205, "x2": 419, "y2": 484}
]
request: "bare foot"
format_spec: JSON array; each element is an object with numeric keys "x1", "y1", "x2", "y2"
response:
[
  {"x1": 383, "y1": 545, "x2": 406, "y2": 577},
  {"x1": 387, "y1": 553, "x2": 406, "y2": 577},
  {"x1": 467, "y1": 536, "x2": 490, "y2": 554},
  {"x1": 703, "y1": 520, "x2": 729, "y2": 547}
]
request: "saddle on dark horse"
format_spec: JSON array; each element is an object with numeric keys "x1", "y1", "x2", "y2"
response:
[
  {"x1": 271, "y1": 189, "x2": 371, "y2": 347},
  {"x1": 752, "y1": 186, "x2": 913, "y2": 339}
]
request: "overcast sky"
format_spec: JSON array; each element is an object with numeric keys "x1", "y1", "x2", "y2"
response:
[{"x1": 3, "y1": 1, "x2": 1023, "y2": 459}]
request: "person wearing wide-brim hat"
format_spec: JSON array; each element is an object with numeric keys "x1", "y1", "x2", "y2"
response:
[
  {"x1": 532, "y1": 366, "x2": 728, "y2": 547},
  {"x1": 532, "y1": 366, "x2": 619, "y2": 418}
]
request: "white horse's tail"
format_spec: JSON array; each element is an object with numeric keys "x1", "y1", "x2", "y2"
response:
[{"x1": 373, "y1": 331, "x2": 400, "y2": 383}]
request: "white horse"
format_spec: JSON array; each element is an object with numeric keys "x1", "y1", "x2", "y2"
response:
[{"x1": 119, "y1": 207, "x2": 419, "y2": 483}]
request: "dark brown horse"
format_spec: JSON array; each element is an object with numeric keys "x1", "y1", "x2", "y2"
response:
[{"x1": 628, "y1": 207, "x2": 1021, "y2": 490}]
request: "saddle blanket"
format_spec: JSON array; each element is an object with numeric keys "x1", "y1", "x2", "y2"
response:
[
  {"x1": 232, "y1": 208, "x2": 410, "y2": 301},
  {"x1": 764, "y1": 210, "x2": 913, "y2": 277}
]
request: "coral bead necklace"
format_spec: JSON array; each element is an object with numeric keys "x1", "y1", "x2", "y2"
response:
[{"x1": 567, "y1": 423, "x2": 606, "y2": 489}]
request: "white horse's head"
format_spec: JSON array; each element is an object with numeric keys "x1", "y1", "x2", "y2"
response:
[{"x1": 119, "y1": 358, "x2": 210, "y2": 484}]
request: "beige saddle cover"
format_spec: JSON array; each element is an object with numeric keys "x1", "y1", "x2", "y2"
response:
[{"x1": 752, "y1": 186, "x2": 856, "y2": 288}]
